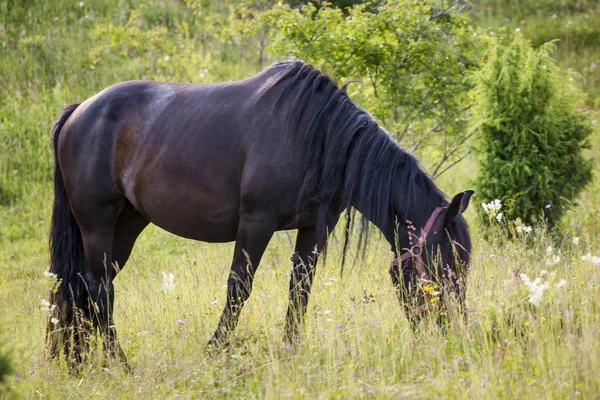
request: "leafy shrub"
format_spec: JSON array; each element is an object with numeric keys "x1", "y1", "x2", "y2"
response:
[
  {"x1": 255, "y1": 0, "x2": 482, "y2": 175},
  {"x1": 472, "y1": 34, "x2": 593, "y2": 229}
]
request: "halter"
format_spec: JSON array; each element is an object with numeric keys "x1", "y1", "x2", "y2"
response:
[{"x1": 389, "y1": 206, "x2": 446, "y2": 283}]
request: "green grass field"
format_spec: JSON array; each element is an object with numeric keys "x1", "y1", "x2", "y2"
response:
[{"x1": 2, "y1": 0, "x2": 600, "y2": 398}]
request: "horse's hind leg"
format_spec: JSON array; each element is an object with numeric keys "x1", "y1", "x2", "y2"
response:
[
  {"x1": 112, "y1": 202, "x2": 149, "y2": 271},
  {"x1": 73, "y1": 201, "x2": 122, "y2": 363},
  {"x1": 106, "y1": 202, "x2": 149, "y2": 365}
]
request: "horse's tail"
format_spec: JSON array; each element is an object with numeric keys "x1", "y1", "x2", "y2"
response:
[{"x1": 46, "y1": 103, "x2": 87, "y2": 360}]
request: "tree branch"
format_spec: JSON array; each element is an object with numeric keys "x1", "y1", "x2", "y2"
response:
[{"x1": 432, "y1": 150, "x2": 471, "y2": 179}]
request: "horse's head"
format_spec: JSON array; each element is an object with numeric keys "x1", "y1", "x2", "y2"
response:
[{"x1": 390, "y1": 190, "x2": 473, "y2": 324}]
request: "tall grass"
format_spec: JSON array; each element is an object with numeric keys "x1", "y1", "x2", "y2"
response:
[
  {"x1": 1, "y1": 0, "x2": 600, "y2": 398},
  {"x1": 1, "y1": 179, "x2": 600, "y2": 398}
]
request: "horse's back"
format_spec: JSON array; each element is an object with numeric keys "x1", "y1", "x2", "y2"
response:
[{"x1": 58, "y1": 76, "x2": 309, "y2": 241}]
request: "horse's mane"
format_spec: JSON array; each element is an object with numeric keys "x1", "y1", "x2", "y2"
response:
[{"x1": 261, "y1": 60, "x2": 452, "y2": 261}]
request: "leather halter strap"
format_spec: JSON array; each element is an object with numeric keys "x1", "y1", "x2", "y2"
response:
[{"x1": 389, "y1": 206, "x2": 446, "y2": 283}]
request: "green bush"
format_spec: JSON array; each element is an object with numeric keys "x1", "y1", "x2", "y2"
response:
[
  {"x1": 255, "y1": 0, "x2": 481, "y2": 175},
  {"x1": 472, "y1": 34, "x2": 593, "y2": 229}
]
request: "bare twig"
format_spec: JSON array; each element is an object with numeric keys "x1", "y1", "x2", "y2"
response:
[
  {"x1": 431, "y1": 129, "x2": 476, "y2": 177},
  {"x1": 432, "y1": 150, "x2": 471, "y2": 179}
]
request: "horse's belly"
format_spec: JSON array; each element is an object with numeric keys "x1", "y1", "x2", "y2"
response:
[
  {"x1": 153, "y1": 217, "x2": 239, "y2": 243},
  {"x1": 127, "y1": 176, "x2": 241, "y2": 243}
]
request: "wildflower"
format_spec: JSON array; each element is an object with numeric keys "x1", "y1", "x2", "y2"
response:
[
  {"x1": 546, "y1": 246, "x2": 553, "y2": 255},
  {"x1": 176, "y1": 319, "x2": 185, "y2": 326},
  {"x1": 50, "y1": 317, "x2": 59, "y2": 325},
  {"x1": 520, "y1": 273, "x2": 550, "y2": 306},
  {"x1": 556, "y1": 279, "x2": 567, "y2": 288},
  {"x1": 496, "y1": 212, "x2": 503, "y2": 222},
  {"x1": 530, "y1": 332, "x2": 535, "y2": 337},
  {"x1": 572, "y1": 237, "x2": 580, "y2": 245},
  {"x1": 323, "y1": 310, "x2": 331, "y2": 315},
  {"x1": 43, "y1": 271, "x2": 57, "y2": 280},
  {"x1": 423, "y1": 283, "x2": 440, "y2": 296},
  {"x1": 482, "y1": 199, "x2": 502, "y2": 216},
  {"x1": 524, "y1": 321, "x2": 529, "y2": 326},
  {"x1": 211, "y1": 299, "x2": 219, "y2": 305},
  {"x1": 515, "y1": 28, "x2": 521, "y2": 32},
  {"x1": 164, "y1": 55, "x2": 170, "y2": 62},
  {"x1": 40, "y1": 299, "x2": 56, "y2": 313},
  {"x1": 545, "y1": 204, "x2": 551, "y2": 209},
  {"x1": 516, "y1": 225, "x2": 532, "y2": 234},
  {"x1": 78, "y1": 1, "x2": 84, "y2": 7},
  {"x1": 336, "y1": 324, "x2": 343, "y2": 329},
  {"x1": 161, "y1": 272, "x2": 175, "y2": 293},
  {"x1": 581, "y1": 253, "x2": 600, "y2": 267},
  {"x1": 546, "y1": 255, "x2": 560, "y2": 266}
]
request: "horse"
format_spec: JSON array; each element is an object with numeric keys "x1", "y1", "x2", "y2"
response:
[{"x1": 46, "y1": 60, "x2": 473, "y2": 366}]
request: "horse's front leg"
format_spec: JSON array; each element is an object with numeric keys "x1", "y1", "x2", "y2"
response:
[
  {"x1": 210, "y1": 211, "x2": 277, "y2": 346},
  {"x1": 284, "y1": 226, "x2": 320, "y2": 343},
  {"x1": 285, "y1": 215, "x2": 338, "y2": 343}
]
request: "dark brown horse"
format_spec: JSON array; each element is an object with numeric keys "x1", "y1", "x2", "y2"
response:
[{"x1": 47, "y1": 60, "x2": 473, "y2": 365}]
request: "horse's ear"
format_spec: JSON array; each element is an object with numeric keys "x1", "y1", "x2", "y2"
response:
[{"x1": 443, "y1": 190, "x2": 474, "y2": 226}]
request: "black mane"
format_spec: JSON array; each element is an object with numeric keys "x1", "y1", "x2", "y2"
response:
[{"x1": 262, "y1": 60, "x2": 449, "y2": 251}]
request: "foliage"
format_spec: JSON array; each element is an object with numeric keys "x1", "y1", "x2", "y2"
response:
[
  {"x1": 0, "y1": 331, "x2": 13, "y2": 394},
  {"x1": 472, "y1": 34, "x2": 593, "y2": 229},
  {"x1": 0, "y1": 0, "x2": 258, "y2": 204},
  {"x1": 473, "y1": 0, "x2": 600, "y2": 106},
  {"x1": 255, "y1": 0, "x2": 482, "y2": 175},
  {"x1": 0, "y1": 352, "x2": 12, "y2": 388}
]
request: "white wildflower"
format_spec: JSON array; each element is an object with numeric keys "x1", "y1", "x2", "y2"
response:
[
  {"x1": 571, "y1": 237, "x2": 580, "y2": 245},
  {"x1": 546, "y1": 246, "x2": 553, "y2": 255},
  {"x1": 211, "y1": 299, "x2": 219, "y2": 305},
  {"x1": 556, "y1": 279, "x2": 567, "y2": 288},
  {"x1": 50, "y1": 317, "x2": 59, "y2": 325},
  {"x1": 161, "y1": 272, "x2": 175, "y2": 293},
  {"x1": 581, "y1": 253, "x2": 600, "y2": 267},
  {"x1": 496, "y1": 212, "x2": 503, "y2": 222},
  {"x1": 515, "y1": 28, "x2": 521, "y2": 32},
  {"x1": 482, "y1": 199, "x2": 502, "y2": 216},
  {"x1": 546, "y1": 255, "x2": 560, "y2": 266},
  {"x1": 520, "y1": 273, "x2": 550, "y2": 306},
  {"x1": 43, "y1": 271, "x2": 58, "y2": 280},
  {"x1": 323, "y1": 310, "x2": 331, "y2": 315},
  {"x1": 164, "y1": 55, "x2": 170, "y2": 62},
  {"x1": 78, "y1": 1, "x2": 84, "y2": 7},
  {"x1": 40, "y1": 299, "x2": 56, "y2": 313}
]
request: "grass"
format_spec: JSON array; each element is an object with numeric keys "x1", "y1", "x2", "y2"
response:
[
  {"x1": 2, "y1": 0, "x2": 600, "y2": 398},
  {"x1": 2, "y1": 162, "x2": 600, "y2": 398}
]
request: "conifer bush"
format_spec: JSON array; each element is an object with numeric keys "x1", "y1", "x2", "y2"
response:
[{"x1": 472, "y1": 34, "x2": 593, "y2": 229}]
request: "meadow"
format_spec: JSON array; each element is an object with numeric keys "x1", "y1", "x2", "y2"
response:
[{"x1": 1, "y1": 0, "x2": 600, "y2": 398}]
